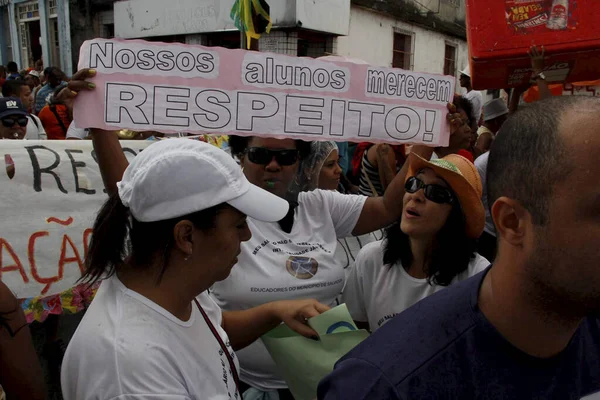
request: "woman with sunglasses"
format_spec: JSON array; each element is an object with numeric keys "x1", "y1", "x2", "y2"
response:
[
  {"x1": 64, "y1": 68, "x2": 466, "y2": 399},
  {"x1": 342, "y1": 153, "x2": 489, "y2": 332},
  {"x1": 0, "y1": 97, "x2": 29, "y2": 140}
]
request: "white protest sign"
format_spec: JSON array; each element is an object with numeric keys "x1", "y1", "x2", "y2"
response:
[
  {"x1": 0, "y1": 140, "x2": 152, "y2": 299},
  {"x1": 74, "y1": 38, "x2": 455, "y2": 146}
]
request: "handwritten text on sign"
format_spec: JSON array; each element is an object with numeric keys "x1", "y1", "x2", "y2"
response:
[
  {"x1": 74, "y1": 39, "x2": 455, "y2": 146},
  {"x1": 0, "y1": 140, "x2": 152, "y2": 299}
]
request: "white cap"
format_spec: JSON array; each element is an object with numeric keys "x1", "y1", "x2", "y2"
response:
[
  {"x1": 117, "y1": 139, "x2": 289, "y2": 223},
  {"x1": 483, "y1": 98, "x2": 509, "y2": 121},
  {"x1": 460, "y1": 64, "x2": 471, "y2": 78}
]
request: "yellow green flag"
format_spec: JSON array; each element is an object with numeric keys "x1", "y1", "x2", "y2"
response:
[{"x1": 230, "y1": 0, "x2": 272, "y2": 49}]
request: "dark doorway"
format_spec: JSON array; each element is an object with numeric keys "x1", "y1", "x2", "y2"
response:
[{"x1": 27, "y1": 20, "x2": 42, "y2": 67}]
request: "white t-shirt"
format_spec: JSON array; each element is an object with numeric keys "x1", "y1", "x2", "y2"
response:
[
  {"x1": 210, "y1": 189, "x2": 367, "y2": 390},
  {"x1": 336, "y1": 230, "x2": 383, "y2": 282},
  {"x1": 24, "y1": 115, "x2": 46, "y2": 140},
  {"x1": 475, "y1": 151, "x2": 495, "y2": 236},
  {"x1": 65, "y1": 121, "x2": 89, "y2": 139},
  {"x1": 62, "y1": 275, "x2": 239, "y2": 400},
  {"x1": 343, "y1": 241, "x2": 489, "y2": 332},
  {"x1": 465, "y1": 90, "x2": 483, "y2": 122}
]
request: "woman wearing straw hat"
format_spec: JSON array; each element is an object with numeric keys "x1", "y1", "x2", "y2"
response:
[
  {"x1": 61, "y1": 139, "x2": 329, "y2": 400},
  {"x1": 343, "y1": 153, "x2": 489, "y2": 332}
]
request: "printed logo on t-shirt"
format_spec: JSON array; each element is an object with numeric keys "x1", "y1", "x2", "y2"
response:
[
  {"x1": 218, "y1": 340, "x2": 239, "y2": 399},
  {"x1": 286, "y1": 256, "x2": 319, "y2": 279},
  {"x1": 377, "y1": 313, "x2": 399, "y2": 328}
]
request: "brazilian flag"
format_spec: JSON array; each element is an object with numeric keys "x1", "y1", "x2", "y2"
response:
[{"x1": 231, "y1": 0, "x2": 272, "y2": 49}]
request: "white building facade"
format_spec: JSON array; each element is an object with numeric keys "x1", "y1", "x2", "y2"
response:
[
  {"x1": 337, "y1": 6, "x2": 469, "y2": 80},
  {"x1": 0, "y1": 0, "x2": 72, "y2": 74},
  {"x1": 1, "y1": 0, "x2": 491, "y2": 104}
]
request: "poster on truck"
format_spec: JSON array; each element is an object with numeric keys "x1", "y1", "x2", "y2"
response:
[{"x1": 505, "y1": 0, "x2": 579, "y2": 33}]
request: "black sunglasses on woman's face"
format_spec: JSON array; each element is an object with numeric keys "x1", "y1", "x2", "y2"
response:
[
  {"x1": 404, "y1": 176, "x2": 454, "y2": 205},
  {"x1": 246, "y1": 147, "x2": 299, "y2": 166}
]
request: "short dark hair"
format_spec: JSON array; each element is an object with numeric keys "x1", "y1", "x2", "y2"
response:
[
  {"x1": 487, "y1": 97, "x2": 600, "y2": 225},
  {"x1": 228, "y1": 135, "x2": 312, "y2": 160},
  {"x1": 82, "y1": 194, "x2": 227, "y2": 286},
  {"x1": 453, "y1": 95, "x2": 474, "y2": 127},
  {"x1": 1, "y1": 79, "x2": 27, "y2": 97},
  {"x1": 383, "y1": 201, "x2": 477, "y2": 286},
  {"x1": 6, "y1": 61, "x2": 18, "y2": 73}
]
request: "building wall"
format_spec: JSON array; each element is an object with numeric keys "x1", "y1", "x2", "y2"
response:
[
  {"x1": 337, "y1": 6, "x2": 468, "y2": 78},
  {"x1": 411, "y1": 0, "x2": 466, "y2": 26}
]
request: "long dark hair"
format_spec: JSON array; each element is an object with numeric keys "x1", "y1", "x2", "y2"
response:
[
  {"x1": 383, "y1": 201, "x2": 477, "y2": 286},
  {"x1": 82, "y1": 194, "x2": 226, "y2": 285}
]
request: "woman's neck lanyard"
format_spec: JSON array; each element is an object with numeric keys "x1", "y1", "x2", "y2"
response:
[{"x1": 193, "y1": 299, "x2": 241, "y2": 397}]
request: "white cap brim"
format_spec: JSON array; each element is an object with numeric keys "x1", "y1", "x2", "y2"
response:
[{"x1": 228, "y1": 184, "x2": 289, "y2": 222}]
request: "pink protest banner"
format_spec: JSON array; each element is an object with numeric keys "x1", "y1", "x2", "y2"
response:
[{"x1": 74, "y1": 38, "x2": 455, "y2": 146}]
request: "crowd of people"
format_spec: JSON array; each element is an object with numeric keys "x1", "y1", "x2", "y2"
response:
[
  {"x1": 0, "y1": 60, "x2": 91, "y2": 141},
  {"x1": 1, "y1": 44, "x2": 599, "y2": 400}
]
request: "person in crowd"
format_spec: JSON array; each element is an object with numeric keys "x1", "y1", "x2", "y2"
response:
[
  {"x1": 356, "y1": 143, "x2": 407, "y2": 197},
  {"x1": 474, "y1": 98, "x2": 509, "y2": 156},
  {"x1": 0, "y1": 66, "x2": 6, "y2": 89},
  {"x1": 0, "y1": 281, "x2": 46, "y2": 399},
  {"x1": 459, "y1": 65, "x2": 483, "y2": 126},
  {"x1": 343, "y1": 153, "x2": 489, "y2": 332},
  {"x1": 34, "y1": 67, "x2": 65, "y2": 115},
  {"x1": 50, "y1": 84, "x2": 90, "y2": 140},
  {"x1": 28, "y1": 70, "x2": 43, "y2": 106},
  {"x1": 6, "y1": 62, "x2": 20, "y2": 81},
  {"x1": 476, "y1": 45, "x2": 551, "y2": 261},
  {"x1": 474, "y1": 99, "x2": 508, "y2": 261},
  {"x1": 337, "y1": 141, "x2": 353, "y2": 173},
  {"x1": 298, "y1": 141, "x2": 344, "y2": 192},
  {"x1": 318, "y1": 96, "x2": 600, "y2": 400},
  {"x1": 2, "y1": 80, "x2": 46, "y2": 139},
  {"x1": 433, "y1": 95, "x2": 473, "y2": 160},
  {"x1": 62, "y1": 137, "x2": 330, "y2": 400},
  {"x1": 25, "y1": 70, "x2": 41, "y2": 91},
  {"x1": 62, "y1": 67, "x2": 467, "y2": 399},
  {"x1": 334, "y1": 141, "x2": 359, "y2": 193},
  {"x1": 0, "y1": 97, "x2": 28, "y2": 140},
  {"x1": 300, "y1": 140, "x2": 383, "y2": 283},
  {"x1": 38, "y1": 85, "x2": 71, "y2": 139},
  {"x1": 34, "y1": 59, "x2": 43, "y2": 73}
]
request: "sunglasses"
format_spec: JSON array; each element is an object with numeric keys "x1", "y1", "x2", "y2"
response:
[
  {"x1": 246, "y1": 147, "x2": 299, "y2": 166},
  {"x1": 405, "y1": 176, "x2": 454, "y2": 205},
  {"x1": 1, "y1": 117, "x2": 28, "y2": 128}
]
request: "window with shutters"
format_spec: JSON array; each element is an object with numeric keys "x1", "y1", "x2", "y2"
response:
[
  {"x1": 392, "y1": 31, "x2": 413, "y2": 70},
  {"x1": 444, "y1": 43, "x2": 457, "y2": 76}
]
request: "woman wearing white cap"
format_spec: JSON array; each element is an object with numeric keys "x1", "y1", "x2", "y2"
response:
[
  {"x1": 65, "y1": 68, "x2": 468, "y2": 399},
  {"x1": 61, "y1": 139, "x2": 329, "y2": 400}
]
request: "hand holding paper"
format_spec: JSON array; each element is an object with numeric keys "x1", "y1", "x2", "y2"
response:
[
  {"x1": 269, "y1": 299, "x2": 331, "y2": 338},
  {"x1": 262, "y1": 304, "x2": 369, "y2": 400}
]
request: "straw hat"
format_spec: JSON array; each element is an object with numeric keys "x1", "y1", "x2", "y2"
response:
[{"x1": 406, "y1": 153, "x2": 485, "y2": 238}]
